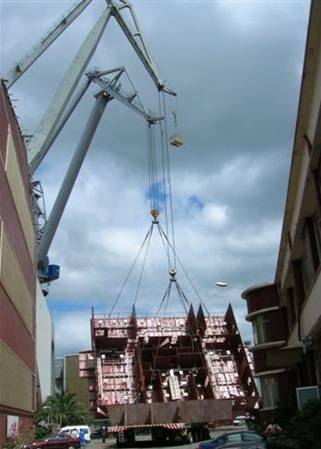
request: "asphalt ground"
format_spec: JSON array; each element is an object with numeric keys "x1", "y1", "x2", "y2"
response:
[{"x1": 87, "y1": 426, "x2": 248, "y2": 449}]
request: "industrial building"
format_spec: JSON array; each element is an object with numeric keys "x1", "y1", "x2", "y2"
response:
[
  {"x1": 0, "y1": 80, "x2": 55, "y2": 445},
  {"x1": 0, "y1": 80, "x2": 37, "y2": 444},
  {"x1": 54, "y1": 355, "x2": 92, "y2": 412},
  {"x1": 79, "y1": 303, "x2": 258, "y2": 438},
  {"x1": 242, "y1": 0, "x2": 321, "y2": 421}
]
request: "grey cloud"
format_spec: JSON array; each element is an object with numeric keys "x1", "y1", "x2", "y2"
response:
[{"x1": 1, "y1": 0, "x2": 310, "y2": 355}]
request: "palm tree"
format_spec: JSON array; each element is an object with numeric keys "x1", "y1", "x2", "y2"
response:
[{"x1": 35, "y1": 392, "x2": 92, "y2": 428}]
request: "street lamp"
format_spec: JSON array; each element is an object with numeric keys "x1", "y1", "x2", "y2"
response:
[{"x1": 216, "y1": 282, "x2": 228, "y2": 287}]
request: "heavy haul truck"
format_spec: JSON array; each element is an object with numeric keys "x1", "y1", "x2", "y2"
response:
[{"x1": 79, "y1": 304, "x2": 258, "y2": 445}]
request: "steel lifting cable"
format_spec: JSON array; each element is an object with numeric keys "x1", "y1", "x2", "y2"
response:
[
  {"x1": 161, "y1": 91, "x2": 177, "y2": 269},
  {"x1": 108, "y1": 224, "x2": 153, "y2": 317},
  {"x1": 146, "y1": 121, "x2": 159, "y2": 212},
  {"x1": 156, "y1": 279, "x2": 172, "y2": 316},
  {"x1": 147, "y1": 122, "x2": 158, "y2": 211},
  {"x1": 158, "y1": 92, "x2": 171, "y2": 266},
  {"x1": 133, "y1": 224, "x2": 154, "y2": 307},
  {"x1": 150, "y1": 123, "x2": 159, "y2": 211},
  {"x1": 158, "y1": 223, "x2": 211, "y2": 317},
  {"x1": 146, "y1": 123, "x2": 154, "y2": 211},
  {"x1": 175, "y1": 281, "x2": 190, "y2": 315}
]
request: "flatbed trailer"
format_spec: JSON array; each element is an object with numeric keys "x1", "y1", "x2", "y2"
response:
[
  {"x1": 107, "y1": 399, "x2": 232, "y2": 445},
  {"x1": 79, "y1": 303, "x2": 258, "y2": 445}
]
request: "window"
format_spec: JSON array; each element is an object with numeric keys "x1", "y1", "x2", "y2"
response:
[
  {"x1": 225, "y1": 433, "x2": 242, "y2": 443},
  {"x1": 312, "y1": 215, "x2": 321, "y2": 259},
  {"x1": 253, "y1": 314, "x2": 268, "y2": 345},
  {"x1": 293, "y1": 260, "x2": 306, "y2": 305},
  {"x1": 286, "y1": 288, "x2": 297, "y2": 329},
  {"x1": 300, "y1": 217, "x2": 321, "y2": 293},
  {"x1": 261, "y1": 375, "x2": 279, "y2": 408},
  {"x1": 215, "y1": 437, "x2": 225, "y2": 447}
]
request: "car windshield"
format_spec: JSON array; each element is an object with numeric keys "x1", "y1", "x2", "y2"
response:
[
  {"x1": 225, "y1": 433, "x2": 242, "y2": 443},
  {"x1": 58, "y1": 432, "x2": 69, "y2": 438},
  {"x1": 242, "y1": 432, "x2": 263, "y2": 441}
]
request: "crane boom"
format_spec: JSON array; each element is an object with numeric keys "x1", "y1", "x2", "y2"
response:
[
  {"x1": 91, "y1": 74, "x2": 158, "y2": 121},
  {"x1": 5, "y1": 0, "x2": 175, "y2": 175},
  {"x1": 27, "y1": 7, "x2": 112, "y2": 175},
  {"x1": 37, "y1": 67, "x2": 161, "y2": 267},
  {"x1": 109, "y1": 1, "x2": 175, "y2": 96},
  {"x1": 5, "y1": 0, "x2": 93, "y2": 88}
]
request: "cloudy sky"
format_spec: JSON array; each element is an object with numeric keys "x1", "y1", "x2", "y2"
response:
[{"x1": 1, "y1": 0, "x2": 310, "y2": 356}]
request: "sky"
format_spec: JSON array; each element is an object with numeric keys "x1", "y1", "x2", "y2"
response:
[{"x1": 1, "y1": 0, "x2": 310, "y2": 356}]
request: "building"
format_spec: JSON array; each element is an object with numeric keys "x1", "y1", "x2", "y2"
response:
[
  {"x1": 242, "y1": 0, "x2": 321, "y2": 421},
  {"x1": 36, "y1": 281, "x2": 55, "y2": 404},
  {"x1": 0, "y1": 79, "x2": 55, "y2": 444},
  {"x1": 54, "y1": 356, "x2": 91, "y2": 407},
  {"x1": 0, "y1": 80, "x2": 37, "y2": 444},
  {"x1": 64, "y1": 355, "x2": 91, "y2": 408},
  {"x1": 79, "y1": 304, "x2": 258, "y2": 429},
  {"x1": 55, "y1": 358, "x2": 64, "y2": 394}
]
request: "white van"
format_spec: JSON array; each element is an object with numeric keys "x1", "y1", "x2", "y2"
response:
[{"x1": 59, "y1": 425, "x2": 91, "y2": 442}]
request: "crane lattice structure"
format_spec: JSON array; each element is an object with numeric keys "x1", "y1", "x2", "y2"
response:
[{"x1": 4, "y1": 0, "x2": 177, "y2": 284}]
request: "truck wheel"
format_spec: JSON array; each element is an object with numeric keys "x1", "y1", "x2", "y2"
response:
[
  {"x1": 199, "y1": 427, "x2": 206, "y2": 441},
  {"x1": 68, "y1": 446, "x2": 75, "y2": 449},
  {"x1": 186, "y1": 432, "x2": 193, "y2": 443},
  {"x1": 192, "y1": 429, "x2": 198, "y2": 442},
  {"x1": 116, "y1": 436, "x2": 124, "y2": 448}
]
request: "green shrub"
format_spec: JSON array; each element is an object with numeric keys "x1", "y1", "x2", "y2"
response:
[
  {"x1": 34, "y1": 424, "x2": 50, "y2": 440},
  {"x1": 289, "y1": 399, "x2": 321, "y2": 449},
  {"x1": 274, "y1": 395, "x2": 298, "y2": 430},
  {"x1": 247, "y1": 408, "x2": 262, "y2": 433}
]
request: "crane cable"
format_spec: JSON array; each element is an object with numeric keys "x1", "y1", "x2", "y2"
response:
[
  {"x1": 157, "y1": 223, "x2": 211, "y2": 317},
  {"x1": 108, "y1": 223, "x2": 154, "y2": 317},
  {"x1": 146, "y1": 121, "x2": 159, "y2": 212},
  {"x1": 133, "y1": 224, "x2": 154, "y2": 307},
  {"x1": 157, "y1": 92, "x2": 171, "y2": 267},
  {"x1": 161, "y1": 91, "x2": 176, "y2": 269}
]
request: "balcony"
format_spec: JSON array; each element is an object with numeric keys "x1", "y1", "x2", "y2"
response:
[{"x1": 242, "y1": 283, "x2": 280, "y2": 316}]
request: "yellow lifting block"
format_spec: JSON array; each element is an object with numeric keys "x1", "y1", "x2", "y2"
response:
[
  {"x1": 150, "y1": 208, "x2": 159, "y2": 221},
  {"x1": 170, "y1": 134, "x2": 184, "y2": 148}
]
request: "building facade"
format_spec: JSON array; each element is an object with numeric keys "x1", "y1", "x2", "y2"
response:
[
  {"x1": 55, "y1": 358, "x2": 64, "y2": 394},
  {"x1": 36, "y1": 281, "x2": 55, "y2": 404},
  {"x1": 64, "y1": 355, "x2": 91, "y2": 408},
  {"x1": 0, "y1": 80, "x2": 37, "y2": 444},
  {"x1": 242, "y1": 0, "x2": 321, "y2": 421}
]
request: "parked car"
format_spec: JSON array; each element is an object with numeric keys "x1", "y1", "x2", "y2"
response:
[
  {"x1": 25, "y1": 433, "x2": 80, "y2": 449},
  {"x1": 198, "y1": 431, "x2": 266, "y2": 449},
  {"x1": 233, "y1": 416, "x2": 248, "y2": 426},
  {"x1": 58, "y1": 425, "x2": 91, "y2": 442}
]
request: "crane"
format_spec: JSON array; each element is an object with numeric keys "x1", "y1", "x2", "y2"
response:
[
  {"x1": 37, "y1": 68, "x2": 163, "y2": 282},
  {"x1": 5, "y1": 0, "x2": 178, "y2": 284},
  {"x1": 5, "y1": 0, "x2": 176, "y2": 176}
]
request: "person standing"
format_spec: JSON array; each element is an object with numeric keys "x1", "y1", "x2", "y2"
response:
[
  {"x1": 101, "y1": 426, "x2": 107, "y2": 443},
  {"x1": 79, "y1": 428, "x2": 86, "y2": 448}
]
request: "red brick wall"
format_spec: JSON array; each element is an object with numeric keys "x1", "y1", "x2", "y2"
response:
[
  {"x1": 0, "y1": 81, "x2": 36, "y2": 444},
  {"x1": 0, "y1": 414, "x2": 6, "y2": 448}
]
